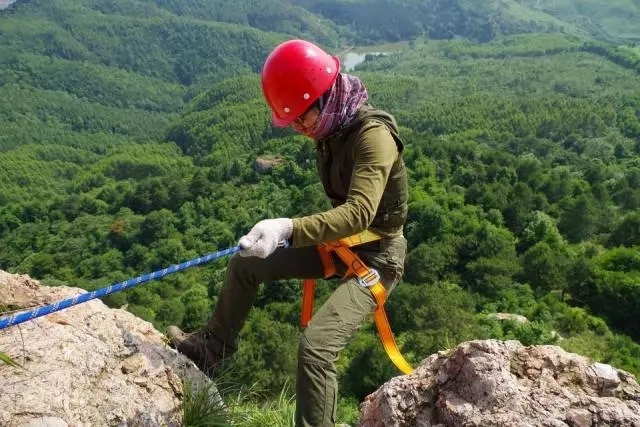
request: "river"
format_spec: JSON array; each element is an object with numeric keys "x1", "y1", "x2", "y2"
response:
[{"x1": 340, "y1": 41, "x2": 409, "y2": 71}]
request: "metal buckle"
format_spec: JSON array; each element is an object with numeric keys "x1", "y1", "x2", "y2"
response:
[{"x1": 357, "y1": 268, "x2": 380, "y2": 288}]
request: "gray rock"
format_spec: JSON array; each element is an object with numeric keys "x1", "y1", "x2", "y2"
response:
[
  {"x1": 0, "y1": 270, "x2": 220, "y2": 427},
  {"x1": 19, "y1": 417, "x2": 68, "y2": 427},
  {"x1": 358, "y1": 340, "x2": 640, "y2": 427},
  {"x1": 253, "y1": 156, "x2": 283, "y2": 172}
]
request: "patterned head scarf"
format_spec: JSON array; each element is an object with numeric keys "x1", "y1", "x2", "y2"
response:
[{"x1": 306, "y1": 73, "x2": 368, "y2": 141}]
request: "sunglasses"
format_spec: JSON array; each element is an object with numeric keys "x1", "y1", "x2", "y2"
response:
[{"x1": 293, "y1": 94, "x2": 327, "y2": 125}]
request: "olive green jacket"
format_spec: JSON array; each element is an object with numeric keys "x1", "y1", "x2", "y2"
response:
[{"x1": 291, "y1": 104, "x2": 409, "y2": 247}]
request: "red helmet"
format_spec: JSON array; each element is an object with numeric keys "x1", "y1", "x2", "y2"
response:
[{"x1": 261, "y1": 39, "x2": 340, "y2": 127}]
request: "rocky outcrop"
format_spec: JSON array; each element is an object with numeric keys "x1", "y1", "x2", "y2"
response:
[
  {"x1": 358, "y1": 340, "x2": 640, "y2": 427},
  {"x1": 4, "y1": 270, "x2": 640, "y2": 427},
  {"x1": 0, "y1": 270, "x2": 218, "y2": 427},
  {"x1": 487, "y1": 312, "x2": 529, "y2": 324},
  {"x1": 253, "y1": 155, "x2": 283, "y2": 172}
]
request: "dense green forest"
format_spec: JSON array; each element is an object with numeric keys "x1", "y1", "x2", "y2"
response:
[
  {"x1": 292, "y1": 0, "x2": 640, "y2": 43},
  {"x1": 1, "y1": 0, "x2": 640, "y2": 423}
]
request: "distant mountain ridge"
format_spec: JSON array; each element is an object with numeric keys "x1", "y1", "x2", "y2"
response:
[
  {"x1": 3, "y1": 0, "x2": 639, "y2": 50},
  {"x1": 291, "y1": 0, "x2": 640, "y2": 44}
]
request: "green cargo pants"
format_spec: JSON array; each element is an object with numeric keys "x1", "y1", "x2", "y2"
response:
[{"x1": 205, "y1": 235, "x2": 407, "y2": 427}]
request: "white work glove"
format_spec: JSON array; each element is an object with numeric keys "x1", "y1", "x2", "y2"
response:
[{"x1": 238, "y1": 218, "x2": 293, "y2": 258}]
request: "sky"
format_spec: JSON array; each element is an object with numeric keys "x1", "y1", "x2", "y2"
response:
[{"x1": 0, "y1": 0, "x2": 17, "y2": 10}]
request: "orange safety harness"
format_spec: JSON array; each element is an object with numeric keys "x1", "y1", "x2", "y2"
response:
[{"x1": 300, "y1": 230, "x2": 414, "y2": 375}]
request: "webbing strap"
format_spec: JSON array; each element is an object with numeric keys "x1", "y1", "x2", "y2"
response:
[
  {"x1": 299, "y1": 231, "x2": 414, "y2": 375},
  {"x1": 332, "y1": 229, "x2": 383, "y2": 248},
  {"x1": 299, "y1": 243, "x2": 337, "y2": 328},
  {"x1": 301, "y1": 279, "x2": 315, "y2": 328},
  {"x1": 371, "y1": 285, "x2": 414, "y2": 375}
]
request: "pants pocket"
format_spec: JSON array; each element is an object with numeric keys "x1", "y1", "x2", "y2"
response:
[{"x1": 360, "y1": 235, "x2": 407, "y2": 293}]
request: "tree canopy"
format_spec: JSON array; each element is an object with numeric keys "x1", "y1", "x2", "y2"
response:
[{"x1": 2, "y1": 0, "x2": 640, "y2": 421}]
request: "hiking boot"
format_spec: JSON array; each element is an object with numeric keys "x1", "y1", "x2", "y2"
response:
[{"x1": 166, "y1": 325, "x2": 230, "y2": 377}]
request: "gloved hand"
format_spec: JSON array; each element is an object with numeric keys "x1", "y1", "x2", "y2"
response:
[{"x1": 238, "y1": 218, "x2": 293, "y2": 258}]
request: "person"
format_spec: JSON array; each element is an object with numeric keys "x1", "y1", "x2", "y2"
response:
[{"x1": 167, "y1": 39, "x2": 409, "y2": 427}]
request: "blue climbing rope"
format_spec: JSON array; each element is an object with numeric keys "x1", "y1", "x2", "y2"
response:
[{"x1": 0, "y1": 245, "x2": 240, "y2": 331}]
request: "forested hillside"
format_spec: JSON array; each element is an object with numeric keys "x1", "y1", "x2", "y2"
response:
[
  {"x1": 1, "y1": 0, "x2": 640, "y2": 423},
  {"x1": 292, "y1": 0, "x2": 640, "y2": 43},
  {"x1": 519, "y1": 0, "x2": 640, "y2": 42}
]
